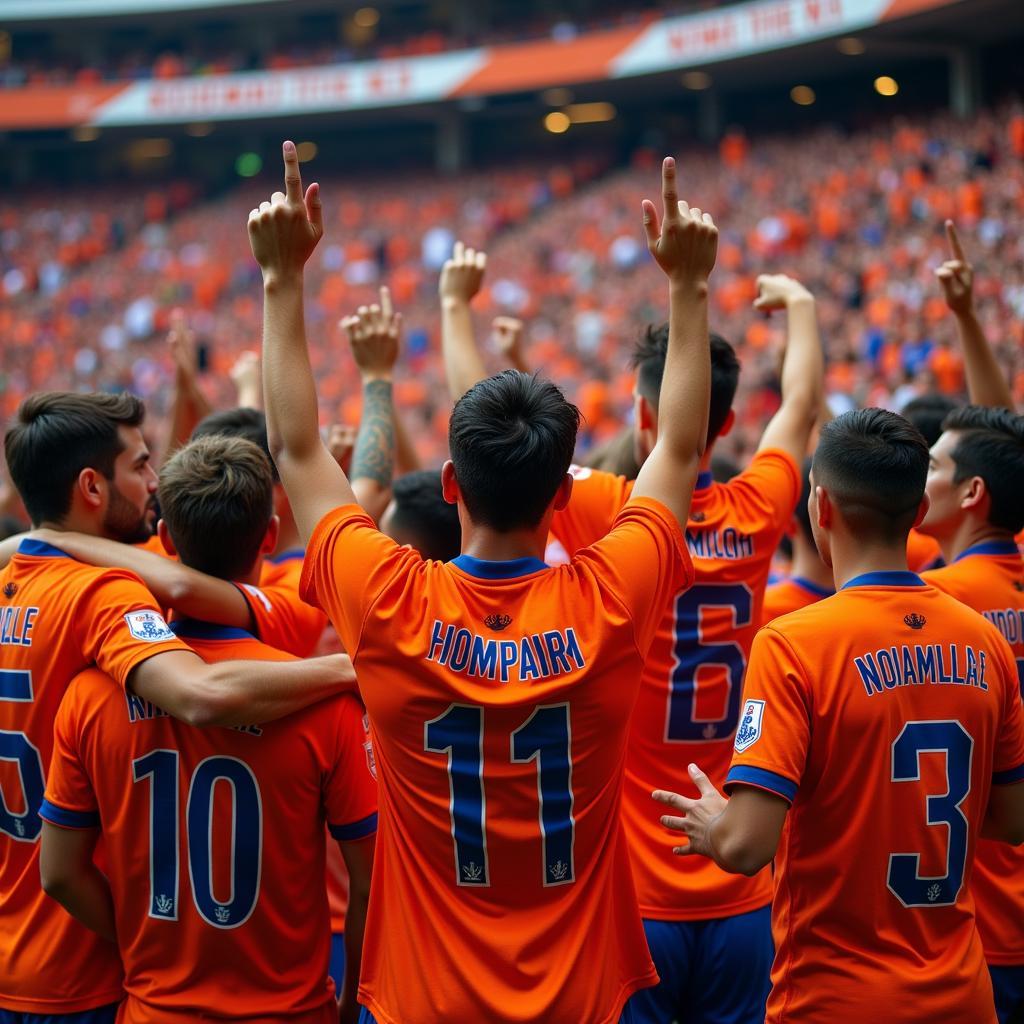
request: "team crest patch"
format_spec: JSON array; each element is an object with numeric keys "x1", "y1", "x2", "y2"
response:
[
  {"x1": 124, "y1": 610, "x2": 176, "y2": 643},
  {"x1": 734, "y1": 700, "x2": 765, "y2": 753}
]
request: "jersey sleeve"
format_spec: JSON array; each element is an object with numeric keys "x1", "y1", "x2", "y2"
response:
[
  {"x1": 39, "y1": 675, "x2": 100, "y2": 830},
  {"x1": 236, "y1": 581, "x2": 328, "y2": 658},
  {"x1": 725, "y1": 625, "x2": 811, "y2": 804},
  {"x1": 300, "y1": 504, "x2": 421, "y2": 658},
  {"x1": 549, "y1": 467, "x2": 632, "y2": 555},
  {"x1": 726, "y1": 448, "x2": 801, "y2": 534},
  {"x1": 574, "y1": 497, "x2": 692, "y2": 656},
  {"x1": 323, "y1": 697, "x2": 378, "y2": 842},
  {"x1": 75, "y1": 571, "x2": 193, "y2": 689},
  {"x1": 992, "y1": 639, "x2": 1024, "y2": 784}
]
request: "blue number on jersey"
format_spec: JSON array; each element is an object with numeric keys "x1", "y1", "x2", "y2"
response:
[
  {"x1": 667, "y1": 583, "x2": 753, "y2": 742},
  {"x1": 0, "y1": 669, "x2": 45, "y2": 843},
  {"x1": 426, "y1": 703, "x2": 576, "y2": 888},
  {"x1": 133, "y1": 749, "x2": 180, "y2": 918},
  {"x1": 887, "y1": 720, "x2": 973, "y2": 908}
]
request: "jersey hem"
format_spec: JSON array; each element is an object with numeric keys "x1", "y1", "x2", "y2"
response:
[
  {"x1": 638, "y1": 894, "x2": 772, "y2": 921},
  {"x1": 0, "y1": 988, "x2": 125, "y2": 1014}
]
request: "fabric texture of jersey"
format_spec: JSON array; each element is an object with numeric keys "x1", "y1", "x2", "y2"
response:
[
  {"x1": 549, "y1": 452, "x2": 800, "y2": 920},
  {"x1": 40, "y1": 621, "x2": 377, "y2": 1024},
  {"x1": 0, "y1": 539, "x2": 191, "y2": 1014},
  {"x1": 301, "y1": 500, "x2": 692, "y2": 1024},
  {"x1": 727, "y1": 573, "x2": 1024, "y2": 1023},
  {"x1": 761, "y1": 576, "x2": 833, "y2": 626},
  {"x1": 925, "y1": 540, "x2": 1024, "y2": 967}
]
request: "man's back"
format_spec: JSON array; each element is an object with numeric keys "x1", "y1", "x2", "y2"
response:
[
  {"x1": 302, "y1": 499, "x2": 690, "y2": 1024},
  {"x1": 41, "y1": 622, "x2": 377, "y2": 1023},
  {"x1": 0, "y1": 538, "x2": 188, "y2": 1014},
  {"x1": 730, "y1": 573, "x2": 1024, "y2": 1022}
]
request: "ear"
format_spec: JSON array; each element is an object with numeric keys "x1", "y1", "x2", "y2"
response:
[
  {"x1": 815, "y1": 485, "x2": 832, "y2": 530},
  {"x1": 157, "y1": 519, "x2": 177, "y2": 557},
  {"x1": 717, "y1": 408, "x2": 736, "y2": 439},
  {"x1": 260, "y1": 514, "x2": 280, "y2": 554},
  {"x1": 912, "y1": 491, "x2": 931, "y2": 530},
  {"x1": 959, "y1": 475, "x2": 986, "y2": 515},
  {"x1": 552, "y1": 472, "x2": 574, "y2": 512},
  {"x1": 76, "y1": 467, "x2": 106, "y2": 512},
  {"x1": 636, "y1": 392, "x2": 657, "y2": 433},
  {"x1": 441, "y1": 461, "x2": 459, "y2": 506}
]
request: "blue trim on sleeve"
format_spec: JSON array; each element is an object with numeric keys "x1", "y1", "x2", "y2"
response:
[
  {"x1": 694, "y1": 470, "x2": 713, "y2": 492},
  {"x1": 170, "y1": 618, "x2": 256, "y2": 641},
  {"x1": 993, "y1": 763, "x2": 1024, "y2": 786},
  {"x1": 17, "y1": 538, "x2": 72, "y2": 559},
  {"x1": 841, "y1": 571, "x2": 925, "y2": 590},
  {"x1": 329, "y1": 812, "x2": 378, "y2": 841},
  {"x1": 39, "y1": 799, "x2": 100, "y2": 829},
  {"x1": 726, "y1": 765, "x2": 798, "y2": 803},
  {"x1": 955, "y1": 540, "x2": 1021, "y2": 562},
  {"x1": 791, "y1": 576, "x2": 835, "y2": 599},
  {"x1": 450, "y1": 555, "x2": 549, "y2": 579},
  {"x1": 266, "y1": 547, "x2": 306, "y2": 565}
]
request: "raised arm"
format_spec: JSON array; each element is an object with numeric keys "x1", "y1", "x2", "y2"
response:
[
  {"x1": 342, "y1": 286, "x2": 400, "y2": 523},
  {"x1": 631, "y1": 157, "x2": 717, "y2": 527},
  {"x1": 755, "y1": 274, "x2": 824, "y2": 465},
  {"x1": 230, "y1": 350, "x2": 263, "y2": 410},
  {"x1": 162, "y1": 310, "x2": 213, "y2": 464},
  {"x1": 249, "y1": 141, "x2": 356, "y2": 542},
  {"x1": 440, "y1": 241, "x2": 489, "y2": 402},
  {"x1": 493, "y1": 316, "x2": 531, "y2": 374},
  {"x1": 936, "y1": 220, "x2": 1014, "y2": 409}
]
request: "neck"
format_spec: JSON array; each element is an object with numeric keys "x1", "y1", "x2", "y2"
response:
[
  {"x1": 459, "y1": 524, "x2": 549, "y2": 563},
  {"x1": 236, "y1": 558, "x2": 264, "y2": 587},
  {"x1": 936, "y1": 517, "x2": 1011, "y2": 565},
  {"x1": 829, "y1": 535, "x2": 913, "y2": 590},
  {"x1": 789, "y1": 536, "x2": 834, "y2": 591},
  {"x1": 38, "y1": 512, "x2": 102, "y2": 538}
]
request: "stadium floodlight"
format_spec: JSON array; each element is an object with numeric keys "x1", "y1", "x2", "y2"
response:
[
  {"x1": 837, "y1": 37, "x2": 866, "y2": 55},
  {"x1": 544, "y1": 112, "x2": 571, "y2": 134},
  {"x1": 542, "y1": 88, "x2": 574, "y2": 106},
  {"x1": 565, "y1": 102, "x2": 616, "y2": 125},
  {"x1": 681, "y1": 71, "x2": 712, "y2": 91},
  {"x1": 790, "y1": 85, "x2": 816, "y2": 106},
  {"x1": 186, "y1": 124, "x2": 215, "y2": 138},
  {"x1": 296, "y1": 142, "x2": 318, "y2": 163},
  {"x1": 874, "y1": 76, "x2": 899, "y2": 97},
  {"x1": 235, "y1": 152, "x2": 263, "y2": 177},
  {"x1": 71, "y1": 126, "x2": 100, "y2": 142},
  {"x1": 354, "y1": 6, "x2": 379, "y2": 27}
]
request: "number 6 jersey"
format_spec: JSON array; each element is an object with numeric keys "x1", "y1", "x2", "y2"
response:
[
  {"x1": 300, "y1": 499, "x2": 692, "y2": 1024},
  {"x1": 727, "y1": 572, "x2": 1024, "y2": 1023}
]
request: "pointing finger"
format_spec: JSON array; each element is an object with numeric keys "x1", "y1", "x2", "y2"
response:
[
  {"x1": 662, "y1": 157, "x2": 679, "y2": 223},
  {"x1": 945, "y1": 219, "x2": 966, "y2": 262},
  {"x1": 283, "y1": 141, "x2": 303, "y2": 204},
  {"x1": 380, "y1": 286, "x2": 393, "y2": 320}
]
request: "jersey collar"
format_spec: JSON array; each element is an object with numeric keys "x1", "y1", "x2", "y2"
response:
[
  {"x1": 17, "y1": 538, "x2": 72, "y2": 559},
  {"x1": 170, "y1": 618, "x2": 256, "y2": 641},
  {"x1": 694, "y1": 470, "x2": 714, "y2": 493},
  {"x1": 953, "y1": 540, "x2": 1020, "y2": 562},
  {"x1": 266, "y1": 547, "x2": 305, "y2": 564},
  {"x1": 841, "y1": 571, "x2": 926, "y2": 590},
  {"x1": 450, "y1": 555, "x2": 549, "y2": 580},
  {"x1": 790, "y1": 576, "x2": 835, "y2": 598}
]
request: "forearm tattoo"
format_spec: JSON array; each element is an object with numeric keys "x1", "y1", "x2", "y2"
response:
[{"x1": 351, "y1": 379, "x2": 395, "y2": 487}]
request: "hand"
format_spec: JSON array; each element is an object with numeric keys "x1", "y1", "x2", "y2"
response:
[
  {"x1": 326, "y1": 423, "x2": 357, "y2": 475},
  {"x1": 341, "y1": 286, "x2": 402, "y2": 381},
  {"x1": 492, "y1": 316, "x2": 524, "y2": 359},
  {"x1": 642, "y1": 157, "x2": 718, "y2": 286},
  {"x1": 247, "y1": 140, "x2": 323, "y2": 287},
  {"x1": 229, "y1": 351, "x2": 261, "y2": 404},
  {"x1": 753, "y1": 273, "x2": 813, "y2": 311},
  {"x1": 935, "y1": 220, "x2": 975, "y2": 317},
  {"x1": 652, "y1": 764, "x2": 728, "y2": 857},
  {"x1": 440, "y1": 241, "x2": 486, "y2": 304},
  {"x1": 167, "y1": 308, "x2": 198, "y2": 382}
]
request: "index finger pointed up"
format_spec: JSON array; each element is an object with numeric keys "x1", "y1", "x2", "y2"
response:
[
  {"x1": 662, "y1": 157, "x2": 679, "y2": 223},
  {"x1": 379, "y1": 286, "x2": 393, "y2": 320},
  {"x1": 282, "y1": 141, "x2": 303, "y2": 204},
  {"x1": 945, "y1": 219, "x2": 966, "y2": 262}
]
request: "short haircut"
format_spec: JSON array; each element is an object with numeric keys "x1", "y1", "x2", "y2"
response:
[
  {"x1": 390, "y1": 470, "x2": 461, "y2": 562},
  {"x1": 193, "y1": 407, "x2": 277, "y2": 482},
  {"x1": 158, "y1": 435, "x2": 273, "y2": 581},
  {"x1": 448, "y1": 370, "x2": 580, "y2": 532},
  {"x1": 812, "y1": 409, "x2": 929, "y2": 543},
  {"x1": 794, "y1": 456, "x2": 814, "y2": 542},
  {"x1": 632, "y1": 324, "x2": 740, "y2": 446},
  {"x1": 4, "y1": 391, "x2": 145, "y2": 526},
  {"x1": 943, "y1": 405, "x2": 1024, "y2": 534},
  {"x1": 901, "y1": 394, "x2": 959, "y2": 448}
]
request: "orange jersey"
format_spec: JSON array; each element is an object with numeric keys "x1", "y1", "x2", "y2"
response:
[
  {"x1": 301, "y1": 500, "x2": 692, "y2": 1024},
  {"x1": 907, "y1": 528, "x2": 944, "y2": 572},
  {"x1": 925, "y1": 540, "x2": 1024, "y2": 966},
  {"x1": 761, "y1": 576, "x2": 833, "y2": 625},
  {"x1": 549, "y1": 453, "x2": 800, "y2": 920},
  {"x1": 0, "y1": 538, "x2": 190, "y2": 1014},
  {"x1": 41, "y1": 620, "x2": 377, "y2": 1024},
  {"x1": 728, "y1": 571, "x2": 1024, "y2": 1022}
]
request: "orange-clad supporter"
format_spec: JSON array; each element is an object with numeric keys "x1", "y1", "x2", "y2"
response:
[
  {"x1": 918, "y1": 406, "x2": 1024, "y2": 1023},
  {"x1": 656, "y1": 410, "x2": 1024, "y2": 1024},
  {"x1": 0, "y1": 393, "x2": 353, "y2": 1022},
  {"x1": 38, "y1": 431, "x2": 374, "y2": 1023},
  {"x1": 255, "y1": 148, "x2": 714, "y2": 1023}
]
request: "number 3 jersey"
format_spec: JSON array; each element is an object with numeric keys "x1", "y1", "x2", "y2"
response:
[
  {"x1": 300, "y1": 500, "x2": 692, "y2": 1024},
  {"x1": 727, "y1": 573, "x2": 1024, "y2": 1023},
  {"x1": 549, "y1": 451, "x2": 800, "y2": 920},
  {"x1": 41, "y1": 622, "x2": 377, "y2": 1024}
]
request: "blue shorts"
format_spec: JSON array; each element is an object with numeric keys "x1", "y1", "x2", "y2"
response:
[
  {"x1": 0, "y1": 1006, "x2": 119, "y2": 1024},
  {"x1": 990, "y1": 965, "x2": 1024, "y2": 1024},
  {"x1": 329, "y1": 932, "x2": 347, "y2": 997},
  {"x1": 627, "y1": 905, "x2": 773, "y2": 1024}
]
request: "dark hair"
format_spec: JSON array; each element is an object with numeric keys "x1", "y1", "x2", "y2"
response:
[
  {"x1": 158, "y1": 435, "x2": 273, "y2": 581},
  {"x1": 794, "y1": 456, "x2": 814, "y2": 542},
  {"x1": 193, "y1": 407, "x2": 277, "y2": 482},
  {"x1": 4, "y1": 391, "x2": 145, "y2": 526},
  {"x1": 943, "y1": 405, "x2": 1024, "y2": 534},
  {"x1": 901, "y1": 394, "x2": 959, "y2": 448},
  {"x1": 632, "y1": 324, "x2": 740, "y2": 446},
  {"x1": 448, "y1": 371, "x2": 580, "y2": 532},
  {"x1": 389, "y1": 470, "x2": 462, "y2": 561},
  {"x1": 812, "y1": 409, "x2": 929, "y2": 543}
]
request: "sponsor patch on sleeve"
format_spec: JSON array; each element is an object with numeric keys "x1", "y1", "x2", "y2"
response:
[
  {"x1": 734, "y1": 699, "x2": 765, "y2": 753},
  {"x1": 124, "y1": 610, "x2": 176, "y2": 643},
  {"x1": 241, "y1": 584, "x2": 274, "y2": 613}
]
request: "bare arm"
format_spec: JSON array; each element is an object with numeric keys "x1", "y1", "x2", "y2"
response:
[
  {"x1": 336, "y1": 833, "x2": 375, "y2": 1024},
  {"x1": 163, "y1": 310, "x2": 213, "y2": 464},
  {"x1": 230, "y1": 351, "x2": 263, "y2": 410},
  {"x1": 440, "y1": 241, "x2": 489, "y2": 403},
  {"x1": 493, "y1": 317, "x2": 531, "y2": 374},
  {"x1": 755, "y1": 275, "x2": 824, "y2": 464},
  {"x1": 936, "y1": 220, "x2": 1014, "y2": 409},
  {"x1": 982, "y1": 781, "x2": 1024, "y2": 845},
  {"x1": 393, "y1": 405, "x2": 421, "y2": 476},
  {"x1": 631, "y1": 157, "x2": 718, "y2": 527},
  {"x1": 40, "y1": 823, "x2": 117, "y2": 943},
  {"x1": 250, "y1": 142, "x2": 357, "y2": 543},
  {"x1": 653, "y1": 765, "x2": 789, "y2": 876}
]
